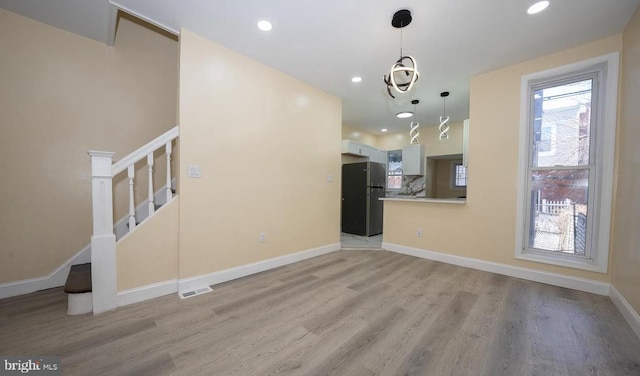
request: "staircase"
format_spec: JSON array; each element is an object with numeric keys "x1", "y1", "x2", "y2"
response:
[{"x1": 64, "y1": 126, "x2": 179, "y2": 315}]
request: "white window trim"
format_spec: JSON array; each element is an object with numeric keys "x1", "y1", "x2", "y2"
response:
[
  {"x1": 449, "y1": 161, "x2": 467, "y2": 189},
  {"x1": 515, "y1": 52, "x2": 619, "y2": 273}
]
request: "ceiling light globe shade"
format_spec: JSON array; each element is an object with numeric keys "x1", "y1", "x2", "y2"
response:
[
  {"x1": 396, "y1": 111, "x2": 413, "y2": 119},
  {"x1": 527, "y1": 1, "x2": 549, "y2": 15},
  {"x1": 351, "y1": 76, "x2": 362, "y2": 83},
  {"x1": 257, "y1": 20, "x2": 273, "y2": 31}
]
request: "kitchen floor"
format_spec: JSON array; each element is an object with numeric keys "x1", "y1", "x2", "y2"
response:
[{"x1": 340, "y1": 232, "x2": 382, "y2": 249}]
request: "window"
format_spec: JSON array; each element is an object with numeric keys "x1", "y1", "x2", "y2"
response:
[
  {"x1": 387, "y1": 150, "x2": 402, "y2": 190},
  {"x1": 451, "y1": 162, "x2": 467, "y2": 188},
  {"x1": 515, "y1": 53, "x2": 618, "y2": 273}
]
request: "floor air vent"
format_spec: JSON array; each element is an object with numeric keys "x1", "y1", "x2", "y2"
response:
[{"x1": 179, "y1": 286, "x2": 213, "y2": 299}]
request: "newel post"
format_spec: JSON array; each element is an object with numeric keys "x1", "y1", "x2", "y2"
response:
[{"x1": 88, "y1": 151, "x2": 117, "y2": 314}]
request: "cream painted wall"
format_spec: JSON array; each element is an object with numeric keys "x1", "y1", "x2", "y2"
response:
[
  {"x1": 433, "y1": 159, "x2": 466, "y2": 199},
  {"x1": 342, "y1": 123, "x2": 379, "y2": 147},
  {"x1": 178, "y1": 29, "x2": 341, "y2": 279},
  {"x1": 612, "y1": 7, "x2": 640, "y2": 314},
  {"x1": 383, "y1": 35, "x2": 623, "y2": 282},
  {"x1": 0, "y1": 9, "x2": 178, "y2": 283},
  {"x1": 117, "y1": 198, "x2": 179, "y2": 291},
  {"x1": 377, "y1": 121, "x2": 464, "y2": 156},
  {"x1": 341, "y1": 124, "x2": 377, "y2": 164}
]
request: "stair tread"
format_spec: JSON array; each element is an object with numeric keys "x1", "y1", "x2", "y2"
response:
[{"x1": 64, "y1": 263, "x2": 92, "y2": 294}]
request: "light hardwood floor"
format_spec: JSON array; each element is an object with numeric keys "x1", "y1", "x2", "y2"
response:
[{"x1": 1, "y1": 250, "x2": 639, "y2": 375}]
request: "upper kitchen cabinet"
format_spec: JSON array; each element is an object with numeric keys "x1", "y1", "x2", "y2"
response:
[
  {"x1": 342, "y1": 139, "x2": 368, "y2": 156},
  {"x1": 369, "y1": 148, "x2": 388, "y2": 164},
  {"x1": 402, "y1": 143, "x2": 425, "y2": 175},
  {"x1": 341, "y1": 140, "x2": 387, "y2": 164}
]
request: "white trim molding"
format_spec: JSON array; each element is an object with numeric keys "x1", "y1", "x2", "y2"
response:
[
  {"x1": 382, "y1": 242, "x2": 610, "y2": 296},
  {"x1": 178, "y1": 243, "x2": 341, "y2": 294},
  {"x1": 0, "y1": 245, "x2": 91, "y2": 299},
  {"x1": 609, "y1": 285, "x2": 640, "y2": 340},
  {"x1": 108, "y1": 1, "x2": 180, "y2": 37},
  {"x1": 106, "y1": 2, "x2": 118, "y2": 46},
  {"x1": 120, "y1": 243, "x2": 340, "y2": 306},
  {"x1": 117, "y1": 279, "x2": 178, "y2": 307}
]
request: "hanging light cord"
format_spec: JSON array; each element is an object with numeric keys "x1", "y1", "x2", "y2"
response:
[{"x1": 399, "y1": 23, "x2": 403, "y2": 59}]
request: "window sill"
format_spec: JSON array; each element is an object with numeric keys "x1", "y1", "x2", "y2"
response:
[{"x1": 516, "y1": 250, "x2": 606, "y2": 274}]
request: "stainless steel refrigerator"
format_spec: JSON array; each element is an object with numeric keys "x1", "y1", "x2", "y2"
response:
[{"x1": 341, "y1": 162, "x2": 386, "y2": 236}]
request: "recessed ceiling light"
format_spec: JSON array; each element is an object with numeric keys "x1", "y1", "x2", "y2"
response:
[
  {"x1": 396, "y1": 111, "x2": 413, "y2": 119},
  {"x1": 257, "y1": 20, "x2": 272, "y2": 31},
  {"x1": 381, "y1": 129, "x2": 388, "y2": 132},
  {"x1": 527, "y1": 1, "x2": 549, "y2": 15},
  {"x1": 351, "y1": 76, "x2": 362, "y2": 83}
]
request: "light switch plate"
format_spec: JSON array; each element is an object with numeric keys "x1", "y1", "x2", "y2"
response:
[
  {"x1": 327, "y1": 174, "x2": 334, "y2": 183},
  {"x1": 188, "y1": 165, "x2": 202, "y2": 178}
]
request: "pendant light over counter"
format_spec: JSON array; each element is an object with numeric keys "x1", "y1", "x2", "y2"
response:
[
  {"x1": 383, "y1": 9, "x2": 420, "y2": 99},
  {"x1": 409, "y1": 99, "x2": 420, "y2": 144},
  {"x1": 439, "y1": 91, "x2": 450, "y2": 140}
]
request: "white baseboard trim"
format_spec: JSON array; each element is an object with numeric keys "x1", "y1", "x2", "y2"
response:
[
  {"x1": 178, "y1": 243, "x2": 341, "y2": 294},
  {"x1": 382, "y1": 242, "x2": 610, "y2": 296},
  {"x1": 0, "y1": 245, "x2": 91, "y2": 300},
  {"x1": 609, "y1": 285, "x2": 640, "y2": 340},
  {"x1": 117, "y1": 279, "x2": 178, "y2": 307}
]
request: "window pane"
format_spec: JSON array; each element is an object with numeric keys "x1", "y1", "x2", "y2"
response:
[
  {"x1": 388, "y1": 150, "x2": 402, "y2": 189},
  {"x1": 388, "y1": 161, "x2": 403, "y2": 176},
  {"x1": 528, "y1": 169, "x2": 589, "y2": 255},
  {"x1": 455, "y1": 165, "x2": 467, "y2": 187},
  {"x1": 532, "y1": 79, "x2": 592, "y2": 168}
]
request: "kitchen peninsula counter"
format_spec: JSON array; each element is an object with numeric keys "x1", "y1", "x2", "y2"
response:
[{"x1": 380, "y1": 197, "x2": 466, "y2": 204}]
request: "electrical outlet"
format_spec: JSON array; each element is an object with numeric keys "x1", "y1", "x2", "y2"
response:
[
  {"x1": 259, "y1": 232, "x2": 267, "y2": 243},
  {"x1": 416, "y1": 228, "x2": 423, "y2": 237}
]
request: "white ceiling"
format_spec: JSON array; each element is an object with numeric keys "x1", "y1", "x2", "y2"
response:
[{"x1": 2, "y1": 0, "x2": 638, "y2": 135}]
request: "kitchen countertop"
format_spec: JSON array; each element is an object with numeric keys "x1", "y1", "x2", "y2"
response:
[{"x1": 380, "y1": 197, "x2": 466, "y2": 204}]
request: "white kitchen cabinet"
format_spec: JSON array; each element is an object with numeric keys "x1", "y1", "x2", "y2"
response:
[
  {"x1": 342, "y1": 140, "x2": 387, "y2": 164},
  {"x1": 341, "y1": 140, "x2": 368, "y2": 156},
  {"x1": 370, "y1": 149, "x2": 388, "y2": 164},
  {"x1": 402, "y1": 144, "x2": 425, "y2": 175}
]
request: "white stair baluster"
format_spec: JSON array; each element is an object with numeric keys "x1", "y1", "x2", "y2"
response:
[
  {"x1": 165, "y1": 141, "x2": 173, "y2": 203},
  {"x1": 147, "y1": 153, "x2": 155, "y2": 216},
  {"x1": 127, "y1": 165, "x2": 136, "y2": 231}
]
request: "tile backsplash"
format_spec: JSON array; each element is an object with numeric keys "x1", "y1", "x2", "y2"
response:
[{"x1": 389, "y1": 175, "x2": 425, "y2": 197}]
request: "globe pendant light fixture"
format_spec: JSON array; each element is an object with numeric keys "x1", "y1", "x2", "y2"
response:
[
  {"x1": 439, "y1": 91, "x2": 450, "y2": 140},
  {"x1": 383, "y1": 9, "x2": 420, "y2": 99},
  {"x1": 409, "y1": 99, "x2": 420, "y2": 144}
]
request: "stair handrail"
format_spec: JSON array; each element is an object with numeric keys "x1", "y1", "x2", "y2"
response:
[{"x1": 112, "y1": 126, "x2": 179, "y2": 176}]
